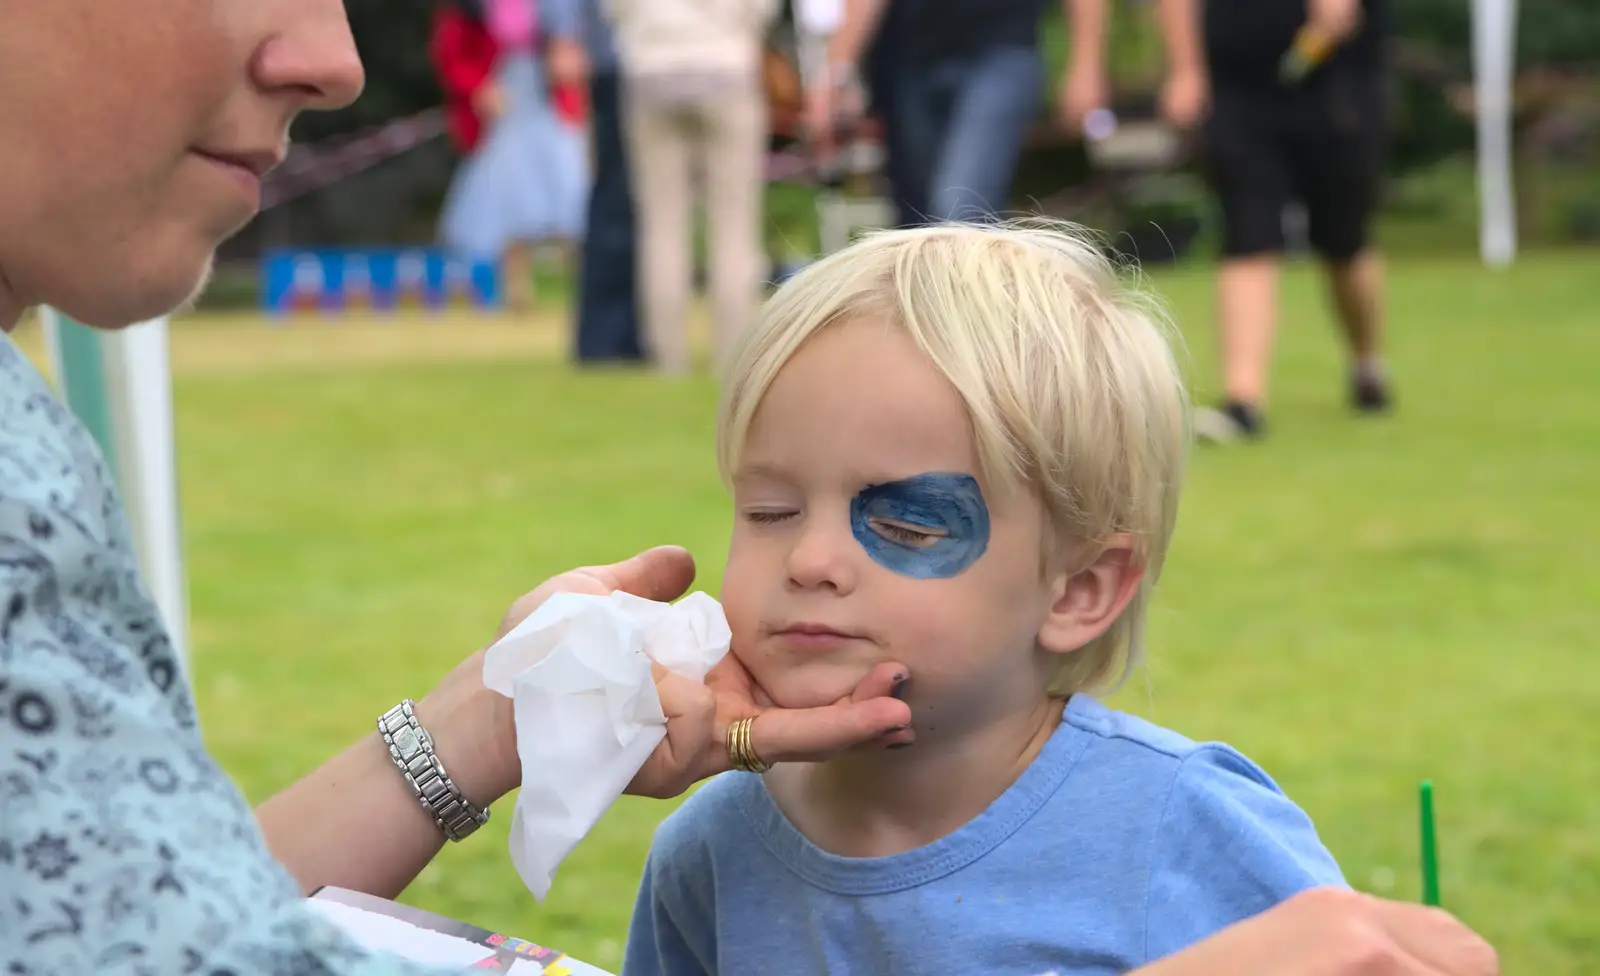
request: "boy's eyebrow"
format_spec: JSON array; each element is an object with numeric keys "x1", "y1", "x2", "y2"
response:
[
  {"x1": 734, "y1": 463, "x2": 987, "y2": 491},
  {"x1": 731, "y1": 462, "x2": 795, "y2": 485}
]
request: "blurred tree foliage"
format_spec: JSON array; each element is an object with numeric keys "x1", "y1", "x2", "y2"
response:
[
  {"x1": 1397, "y1": 0, "x2": 1600, "y2": 72},
  {"x1": 1388, "y1": 0, "x2": 1600, "y2": 172}
]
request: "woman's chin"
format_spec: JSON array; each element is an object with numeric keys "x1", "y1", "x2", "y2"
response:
[{"x1": 56, "y1": 252, "x2": 214, "y2": 329}]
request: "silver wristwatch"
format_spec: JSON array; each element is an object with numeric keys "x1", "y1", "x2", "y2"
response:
[{"x1": 378, "y1": 700, "x2": 490, "y2": 843}]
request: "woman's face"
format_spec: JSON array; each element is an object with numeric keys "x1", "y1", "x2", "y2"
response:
[{"x1": 0, "y1": 0, "x2": 364, "y2": 329}]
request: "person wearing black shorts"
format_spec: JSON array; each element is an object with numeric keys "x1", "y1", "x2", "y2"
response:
[
  {"x1": 1196, "y1": 0, "x2": 1394, "y2": 440},
  {"x1": 1070, "y1": 0, "x2": 1393, "y2": 441}
]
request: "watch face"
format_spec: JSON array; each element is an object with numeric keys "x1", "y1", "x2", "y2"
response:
[{"x1": 393, "y1": 727, "x2": 422, "y2": 760}]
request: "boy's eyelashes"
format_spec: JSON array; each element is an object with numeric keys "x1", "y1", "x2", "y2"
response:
[
  {"x1": 741, "y1": 510, "x2": 947, "y2": 547},
  {"x1": 866, "y1": 518, "x2": 946, "y2": 547},
  {"x1": 743, "y1": 509, "x2": 797, "y2": 524}
]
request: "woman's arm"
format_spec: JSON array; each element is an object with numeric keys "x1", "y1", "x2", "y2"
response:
[
  {"x1": 257, "y1": 545, "x2": 915, "y2": 898},
  {"x1": 823, "y1": 0, "x2": 887, "y2": 73},
  {"x1": 1059, "y1": 0, "x2": 1111, "y2": 131},
  {"x1": 0, "y1": 482, "x2": 453, "y2": 974},
  {"x1": 254, "y1": 550, "x2": 688, "y2": 898},
  {"x1": 254, "y1": 718, "x2": 459, "y2": 898}
]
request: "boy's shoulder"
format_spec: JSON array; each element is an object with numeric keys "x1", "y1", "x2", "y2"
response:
[
  {"x1": 1064, "y1": 694, "x2": 1283, "y2": 790},
  {"x1": 1062, "y1": 697, "x2": 1346, "y2": 962},
  {"x1": 1056, "y1": 695, "x2": 1326, "y2": 858}
]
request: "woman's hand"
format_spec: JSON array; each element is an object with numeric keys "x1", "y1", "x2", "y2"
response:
[
  {"x1": 1159, "y1": 67, "x2": 1210, "y2": 130},
  {"x1": 1133, "y1": 888, "x2": 1498, "y2": 976},
  {"x1": 264, "y1": 548, "x2": 705, "y2": 900},
  {"x1": 630, "y1": 656, "x2": 913, "y2": 800},
  {"x1": 1059, "y1": 61, "x2": 1110, "y2": 136},
  {"x1": 418, "y1": 545, "x2": 913, "y2": 807},
  {"x1": 416, "y1": 546, "x2": 700, "y2": 807}
]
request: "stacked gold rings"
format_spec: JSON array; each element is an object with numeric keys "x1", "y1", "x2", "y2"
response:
[{"x1": 725, "y1": 716, "x2": 772, "y2": 773}]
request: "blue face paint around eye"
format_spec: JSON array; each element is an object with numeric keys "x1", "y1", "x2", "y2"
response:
[{"x1": 850, "y1": 472, "x2": 991, "y2": 579}]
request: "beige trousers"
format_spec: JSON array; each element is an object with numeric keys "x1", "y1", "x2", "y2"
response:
[{"x1": 622, "y1": 82, "x2": 767, "y2": 375}]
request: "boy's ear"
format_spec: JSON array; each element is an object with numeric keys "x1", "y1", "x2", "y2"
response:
[{"x1": 1037, "y1": 534, "x2": 1145, "y2": 655}]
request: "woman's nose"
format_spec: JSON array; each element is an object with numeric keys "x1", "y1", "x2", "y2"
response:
[{"x1": 251, "y1": 0, "x2": 366, "y2": 112}]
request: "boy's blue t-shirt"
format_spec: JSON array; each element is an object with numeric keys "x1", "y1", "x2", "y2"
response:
[{"x1": 624, "y1": 695, "x2": 1346, "y2": 976}]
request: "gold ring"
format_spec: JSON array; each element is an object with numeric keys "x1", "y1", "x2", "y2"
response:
[{"x1": 725, "y1": 716, "x2": 772, "y2": 774}]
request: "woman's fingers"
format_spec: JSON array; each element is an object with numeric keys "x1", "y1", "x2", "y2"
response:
[
  {"x1": 847, "y1": 661, "x2": 910, "y2": 703},
  {"x1": 747, "y1": 696, "x2": 912, "y2": 765},
  {"x1": 630, "y1": 663, "x2": 717, "y2": 799},
  {"x1": 497, "y1": 546, "x2": 696, "y2": 639},
  {"x1": 637, "y1": 637, "x2": 915, "y2": 796},
  {"x1": 1134, "y1": 888, "x2": 1498, "y2": 976},
  {"x1": 1373, "y1": 899, "x2": 1500, "y2": 976},
  {"x1": 748, "y1": 662, "x2": 914, "y2": 765},
  {"x1": 589, "y1": 545, "x2": 697, "y2": 603}
]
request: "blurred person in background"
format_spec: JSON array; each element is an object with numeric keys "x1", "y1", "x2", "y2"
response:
[
  {"x1": 1067, "y1": 0, "x2": 1394, "y2": 442},
  {"x1": 809, "y1": 0, "x2": 1105, "y2": 226},
  {"x1": 862, "y1": 0, "x2": 921, "y2": 229},
  {"x1": 565, "y1": 0, "x2": 649, "y2": 365},
  {"x1": 431, "y1": 0, "x2": 592, "y2": 315},
  {"x1": 605, "y1": 0, "x2": 781, "y2": 377}
]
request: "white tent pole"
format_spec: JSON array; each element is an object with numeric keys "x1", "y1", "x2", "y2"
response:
[
  {"x1": 102, "y1": 319, "x2": 190, "y2": 673},
  {"x1": 1471, "y1": 0, "x2": 1519, "y2": 267},
  {"x1": 38, "y1": 310, "x2": 190, "y2": 674}
]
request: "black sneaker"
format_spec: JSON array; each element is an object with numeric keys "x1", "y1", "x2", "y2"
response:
[
  {"x1": 1351, "y1": 371, "x2": 1393, "y2": 414},
  {"x1": 1194, "y1": 400, "x2": 1266, "y2": 443}
]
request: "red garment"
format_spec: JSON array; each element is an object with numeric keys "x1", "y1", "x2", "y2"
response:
[
  {"x1": 430, "y1": 5, "x2": 590, "y2": 149},
  {"x1": 430, "y1": 5, "x2": 499, "y2": 154},
  {"x1": 552, "y1": 82, "x2": 589, "y2": 127}
]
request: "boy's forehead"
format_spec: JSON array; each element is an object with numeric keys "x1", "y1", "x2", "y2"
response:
[
  {"x1": 739, "y1": 317, "x2": 984, "y2": 484},
  {"x1": 731, "y1": 456, "x2": 984, "y2": 493},
  {"x1": 735, "y1": 408, "x2": 984, "y2": 491}
]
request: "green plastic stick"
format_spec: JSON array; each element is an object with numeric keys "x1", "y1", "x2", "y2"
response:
[{"x1": 1420, "y1": 780, "x2": 1440, "y2": 907}]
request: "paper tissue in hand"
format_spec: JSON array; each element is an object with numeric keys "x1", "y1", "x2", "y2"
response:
[{"x1": 482, "y1": 590, "x2": 731, "y2": 900}]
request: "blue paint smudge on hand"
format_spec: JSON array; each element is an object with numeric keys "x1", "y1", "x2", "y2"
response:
[{"x1": 850, "y1": 473, "x2": 991, "y2": 578}]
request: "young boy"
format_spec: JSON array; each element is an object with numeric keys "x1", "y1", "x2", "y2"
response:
[{"x1": 623, "y1": 222, "x2": 1346, "y2": 975}]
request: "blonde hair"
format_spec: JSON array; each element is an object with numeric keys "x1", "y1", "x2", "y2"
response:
[{"x1": 716, "y1": 220, "x2": 1190, "y2": 695}]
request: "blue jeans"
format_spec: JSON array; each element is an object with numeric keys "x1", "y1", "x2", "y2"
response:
[
  {"x1": 889, "y1": 45, "x2": 1043, "y2": 224},
  {"x1": 575, "y1": 71, "x2": 644, "y2": 362}
]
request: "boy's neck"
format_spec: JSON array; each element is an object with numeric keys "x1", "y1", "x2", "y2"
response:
[{"x1": 765, "y1": 696, "x2": 1067, "y2": 859}]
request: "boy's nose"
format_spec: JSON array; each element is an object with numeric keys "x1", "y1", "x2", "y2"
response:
[{"x1": 785, "y1": 523, "x2": 858, "y2": 595}]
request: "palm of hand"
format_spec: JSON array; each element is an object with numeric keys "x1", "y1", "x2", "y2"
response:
[{"x1": 626, "y1": 656, "x2": 757, "y2": 800}]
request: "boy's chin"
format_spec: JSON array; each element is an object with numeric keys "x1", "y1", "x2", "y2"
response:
[{"x1": 756, "y1": 663, "x2": 875, "y2": 711}]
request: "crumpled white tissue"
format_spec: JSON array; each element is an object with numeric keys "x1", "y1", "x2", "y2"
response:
[{"x1": 482, "y1": 590, "x2": 731, "y2": 900}]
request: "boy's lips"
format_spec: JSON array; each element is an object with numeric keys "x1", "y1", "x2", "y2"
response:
[
  {"x1": 770, "y1": 622, "x2": 863, "y2": 650},
  {"x1": 775, "y1": 621, "x2": 858, "y2": 637}
]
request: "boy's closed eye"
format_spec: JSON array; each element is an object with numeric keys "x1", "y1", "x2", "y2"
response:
[
  {"x1": 867, "y1": 518, "x2": 948, "y2": 548},
  {"x1": 744, "y1": 509, "x2": 797, "y2": 524}
]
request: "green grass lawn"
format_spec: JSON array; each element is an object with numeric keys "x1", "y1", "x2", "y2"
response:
[{"x1": 48, "y1": 249, "x2": 1596, "y2": 972}]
